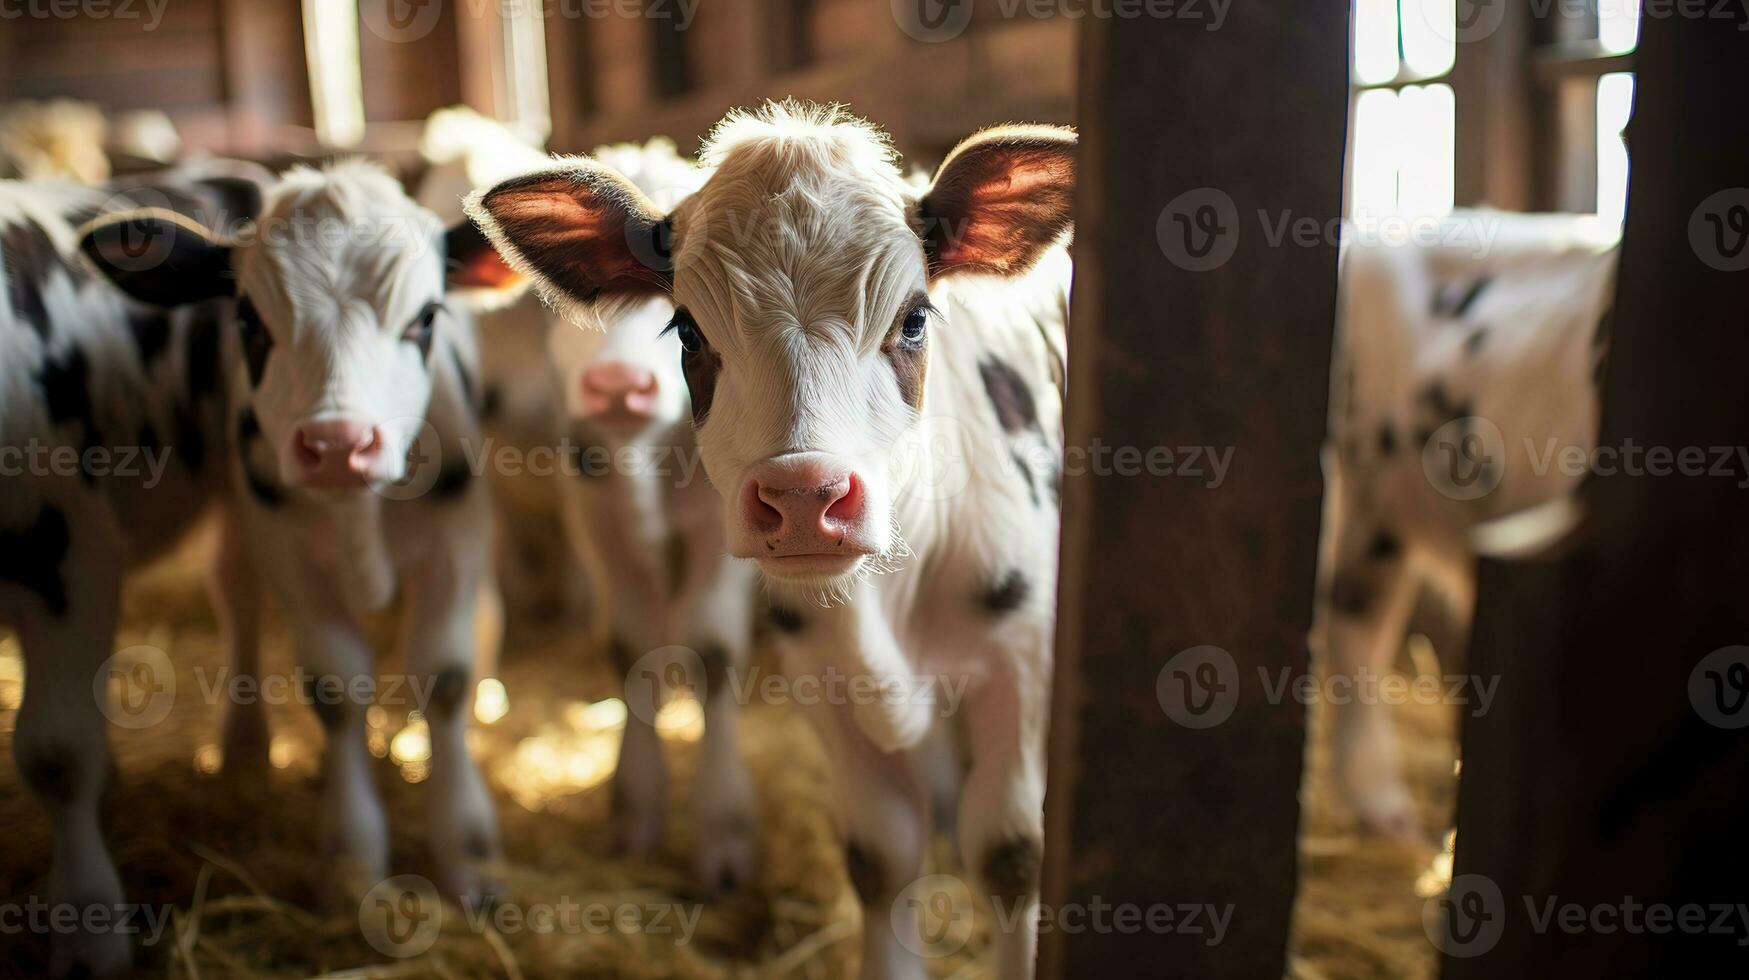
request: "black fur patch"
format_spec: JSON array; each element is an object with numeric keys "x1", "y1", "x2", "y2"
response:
[
  {"x1": 2, "y1": 221, "x2": 82, "y2": 339},
  {"x1": 37, "y1": 347, "x2": 99, "y2": 484},
  {"x1": 300, "y1": 673, "x2": 347, "y2": 730},
  {"x1": 981, "y1": 838, "x2": 1042, "y2": 902},
  {"x1": 20, "y1": 747, "x2": 78, "y2": 805},
  {"x1": 428, "y1": 462, "x2": 473, "y2": 501},
  {"x1": 235, "y1": 410, "x2": 286, "y2": 508},
  {"x1": 0, "y1": 507, "x2": 71, "y2": 615},
  {"x1": 981, "y1": 570, "x2": 1031, "y2": 615},
  {"x1": 184, "y1": 308, "x2": 222, "y2": 401},
  {"x1": 429, "y1": 666, "x2": 471, "y2": 716},
  {"x1": 479, "y1": 383, "x2": 503, "y2": 422},
  {"x1": 174, "y1": 408, "x2": 206, "y2": 473},
  {"x1": 980, "y1": 358, "x2": 1038, "y2": 433},
  {"x1": 128, "y1": 308, "x2": 175, "y2": 365},
  {"x1": 697, "y1": 644, "x2": 729, "y2": 700},
  {"x1": 1464, "y1": 326, "x2": 1489, "y2": 358},
  {"x1": 1367, "y1": 530, "x2": 1402, "y2": 561},
  {"x1": 766, "y1": 604, "x2": 805, "y2": 635},
  {"x1": 1431, "y1": 276, "x2": 1491, "y2": 319},
  {"x1": 844, "y1": 841, "x2": 884, "y2": 903},
  {"x1": 1376, "y1": 423, "x2": 1398, "y2": 457},
  {"x1": 1010, "y1": 450, "x2": 1041, "y2": 507},
  {"x1": 448, "y1": 344, "x2": 477, "y2": 410},
  {"x1": 607, "y1": 635, "x2": 637, "y2": 674}
]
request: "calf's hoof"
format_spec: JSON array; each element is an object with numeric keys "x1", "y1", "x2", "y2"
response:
[{"x1": 694, "y1": 819, "x2": 758, "y2": 895}]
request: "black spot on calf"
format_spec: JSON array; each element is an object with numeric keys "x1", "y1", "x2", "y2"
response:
[
  {"x1": 1464, "y1": 326, "x2": 1489, "y2": 358},
  {"x1": 844, "y1": 840, "x2": 884, "y2": 903},
  {"x1": 1431, "y1": 276, "x2": 1491, "y2": 319},
  {"x1": 2, "y1": 220, "x2": 83, "y2": 340},
  {"x1": 980, "y1": 358, "x2": 1038, "y2": 433},
  {"x1": 429, "y1": 666, "x2": 471, "y2": 717},
  {"x1": 981, "y1": 837, "x2": 1042, "y2": 902},
  {"x1": 129, "y1": 308, "x2": 174, "y2": 365},
  {"x1": 428, "y1": 462, "x2": 473, "y2": 502},
  {"x1": 696, "y1": 644, "x2": 729, "y2": 699},
  {"x1": 20, "y1": 746, "x2": 78, "y2": 805},
  {"x1": 38, "y1": 346, "x2": 101, "y2": 481},
  {"x1": 235, "y1": 410, "x2": 286, "y2": 508},
  {"x1": 1367, "y1": 530, "x2": 1402, "y2": 561},
  {"x1": 981, "y1": 570, "x2": 1031, "y2": 615},
  {"x1": 184, "y1": 308, "x2": 222, "y2": 401},
  {"x1": 1376, "y1": 423, "x2": 1398, "y2": 457},
  {"x1": 766, "y1": 604, "x2": 806, "y2": 635},
  {"x1": 0, "y1": 507, "x2": 72, "y2": 615}
]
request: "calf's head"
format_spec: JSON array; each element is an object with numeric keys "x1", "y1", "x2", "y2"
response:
[
  {"x1": 469, "y1": 103, "x2": 1074, "y2": 589},
  {"x1": 82, "y1": 161, "x2": 512, "y2": 491}
]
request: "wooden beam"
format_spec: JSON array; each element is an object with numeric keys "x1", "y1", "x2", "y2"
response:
[
  {"x1": 1040, "y1": 4, "x2": 1349, "y2": 977},
  {"x1": 1444, "y1": 7, "x2": 1749, "y2": 976}
]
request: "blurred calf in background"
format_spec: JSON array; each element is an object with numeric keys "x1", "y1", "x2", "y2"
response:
[{"x1": 1317, "y1": 213, "x2": 1617, "y2": 837}]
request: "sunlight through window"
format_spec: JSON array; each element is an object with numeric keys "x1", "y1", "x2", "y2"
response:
[{"x1": 1596, "y1": 72, "x2": 1635, "y2": 224}]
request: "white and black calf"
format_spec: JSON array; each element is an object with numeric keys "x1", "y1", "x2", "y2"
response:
[
  {"x1": 1317, "y1": 213, "x2": 1618, "y2": 837},
  {"x1": 471, "y1": 103, "x2": 1073, "y2": 980},
  {"x1": 1, "y1": 161, "x2": 513, "y2": 974}
]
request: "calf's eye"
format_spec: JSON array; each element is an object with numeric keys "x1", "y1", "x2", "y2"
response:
[
  {"x1": 900, "y1": 308, "x2": 928, "y2": 348},
  {"x1": 404, "y1": 301, "x2": 441, "y2": 356},
  {"x1": 667, "y1": 308, "x2": 704, "y2": 354}
]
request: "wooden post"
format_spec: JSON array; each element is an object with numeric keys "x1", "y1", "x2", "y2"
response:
[
  {"x1": 1041, "y1": 5, "x2": 1349, "y2": 977},
  {"x1": 1443, "y1": 8, "x2": 1749, "y2": 977}
]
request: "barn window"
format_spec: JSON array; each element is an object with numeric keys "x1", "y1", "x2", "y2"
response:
[
  {"x1": 303, "y1": 0, "x2": 367, "y2": 147},
  {"x1": 1534, "y1": 1, "x2": 1639, "y2": 219},
  {"x1": 1350, "y1": 0, "x2": 1639, "y2": 222},
  {"x1": 1348, "y1": 0, "x2": 1457, "y2": 215}
]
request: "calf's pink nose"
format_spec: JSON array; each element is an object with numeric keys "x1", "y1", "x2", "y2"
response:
[
  {"x1": 293, "y1": 419, "x2": 383, "y2": 482},
  {"x1": 741, "y1": 457, "x2": 865, "y2": 547},
  {"x1": 578, "y1": 361, "x2": 658, "y2": 419}
]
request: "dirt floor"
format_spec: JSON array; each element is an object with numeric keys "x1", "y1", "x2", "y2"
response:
[{"x1": 0, "y1": 527, "x2": 1459, "y2": 979}]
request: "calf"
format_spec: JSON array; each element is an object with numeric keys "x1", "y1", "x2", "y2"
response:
[
  {"x1": 1, "y1": 161, "x2": 512, "y2": 974},
  {"x1": 1316, "y1": 212, "x2": 1618, "y2": 837},
  {"x1": 526, "y1": 138, "x2": 762, "y2": 890},
  {"x1": 470, "y1": 102, "x2": 1073, "y2": 979}
]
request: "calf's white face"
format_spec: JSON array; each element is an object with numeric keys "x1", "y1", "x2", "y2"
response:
[
  {"x1": 82, "y1": 162, "x2": 513, "y2": 491},
  {"x1": 468, "y1": 104, "x2": 1074, "y2": 588}
]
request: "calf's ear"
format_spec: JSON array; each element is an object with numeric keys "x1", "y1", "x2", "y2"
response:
[
  {"x1": 463, "y1": 159, "x2": 673, "y2": 318},
  {"x1": 918, "y1": 125, "x2": 1077, "y2": 279},
  {"x1": 78, "y1": 208, "x2": 236, "y2": 307},
  {"x1": 444, "y1": 219, "x2": 522, "y2": 292}
]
